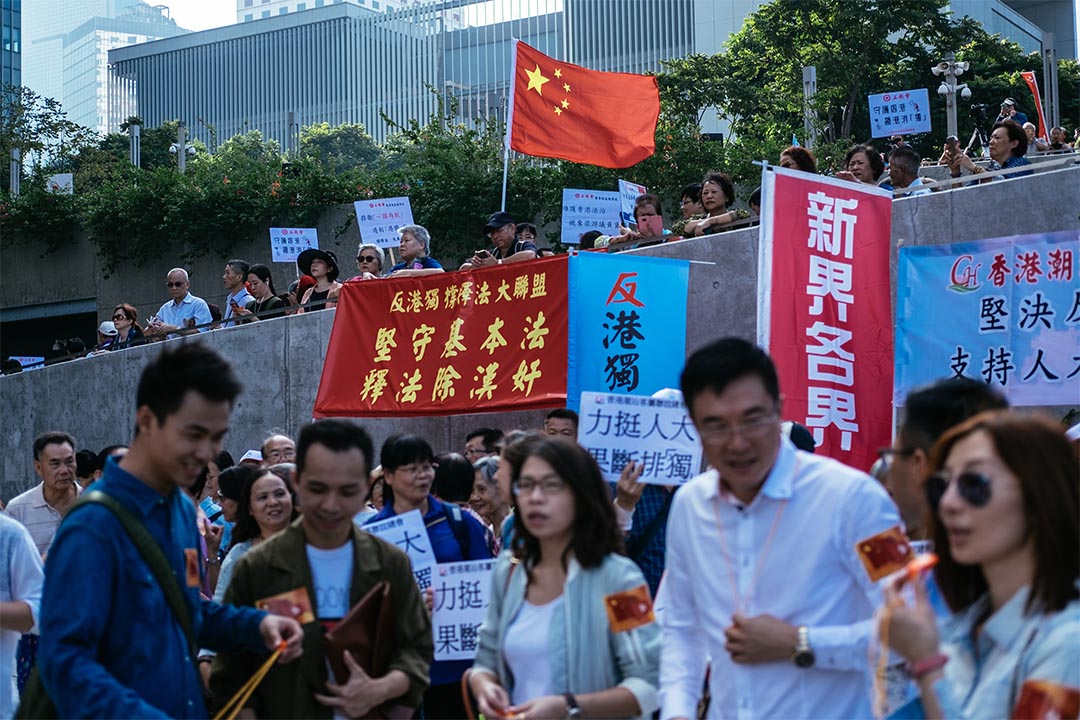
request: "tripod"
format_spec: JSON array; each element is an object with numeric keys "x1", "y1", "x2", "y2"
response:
[{"x1": 963, "y1": 123, "x2": 990, "y2": 157}]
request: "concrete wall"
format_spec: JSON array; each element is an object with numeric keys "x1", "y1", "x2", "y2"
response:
[{"x1": 2, "y1": 165, "x2": 1078, "y2": 500}]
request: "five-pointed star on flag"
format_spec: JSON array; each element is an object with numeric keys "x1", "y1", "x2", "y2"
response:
[
  {"x1": 526, "y1": 65, "x2": 550, "y2": 96},
  {"x1": 554, "y1": 68, "x2": 562, "y2": 78}
]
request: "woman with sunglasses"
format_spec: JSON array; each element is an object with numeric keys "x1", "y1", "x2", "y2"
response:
[
  {"x1": 885, "y1": 412, "x2": 1079, "y2": 719},
  {"x1": 469, "y1": 437, "x2": 660, "y2": 720},
  {"x1": 111, "y1": 303, "x2": 145, "y2": 348},
  {"x1": 349, "y1": 243, "x2": 386, "y2": 280}
]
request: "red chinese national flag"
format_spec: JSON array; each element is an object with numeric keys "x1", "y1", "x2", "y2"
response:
[{"x1": 509, "y1": 40, "x2": 660, "y2": 169}]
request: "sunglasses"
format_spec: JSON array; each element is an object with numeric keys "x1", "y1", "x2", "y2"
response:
[
  {"x1": 112, "y1": 314, "x2": 128, "y2": 321},
  {"x1": 166, "y1": 281, "x2": 185, "y2": 288},
  {"x1": 924, "y1": 471, "x2": 992, "y2": 512},
  {"x1": 358, "y1": 255, "x2": 378, "y2": 263}
]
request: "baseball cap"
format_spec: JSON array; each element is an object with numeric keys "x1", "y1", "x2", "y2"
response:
[
  {"x1": 1001, "y1": 98, "x2": 1016, "y2": 107},
  {"x1": 98, "y1": 321, "x2": 119, "y2": 337},
  {"x1": 483, "y1": 211, "x2": 515, "y2": 233},
  {"x1": 239, "y1": 450, "x2": 263, "y2": 465}
]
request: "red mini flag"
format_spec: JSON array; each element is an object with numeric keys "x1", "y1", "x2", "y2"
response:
[
  {"x1": 855, "y1": 526, "x2": 913, "y2": 582},
  {"x1": 508, "y1": 40, "x2": 660, "y2": 169}
]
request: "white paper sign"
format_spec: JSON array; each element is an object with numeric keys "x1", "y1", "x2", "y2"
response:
[
  {"x1": 354, "y1": 197, "x2": 415, "y2": 249},
  {"x1": 431, "y1": 559, "x2": 495, "y2": 661},
  {"x1": 618, "y1": 179, "x2": 646, "y2": 226},
  {"x1": 868, "y1": 89, "x2": 931, "y2": 138},
  {"x1": 269, "y1": 227, "x2": 318, "y2": 263},
  {"x1": 6, "y1": 356, "x2": 44, "y2": 369},
  {"x1": 560, "y1": 188, "x2": 620, "y2": 244},
  {"x1": 362, "y1": 509, "x2": 436, "y2": 578},
  {"x1": 578, "y1": 391, "x2": 702, "y2": 485}
]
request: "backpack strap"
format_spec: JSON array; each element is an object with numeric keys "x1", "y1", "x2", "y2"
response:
[
  {"x1": 70, "y1": 490, "x2": 197, "y2": 659},
  {"x1": 442, "y1": 503, "x2": 472, "y2": 559}
]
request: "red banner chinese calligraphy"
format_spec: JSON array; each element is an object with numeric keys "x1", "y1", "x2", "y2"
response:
[
  {"x1": 759, "y1": 169, "x2": 893, "y2": 471},
  {"x1": 313, "y1": 256, "x2": 569, "y2": 418}
]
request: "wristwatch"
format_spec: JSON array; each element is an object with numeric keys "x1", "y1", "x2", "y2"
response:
[
  {"x1": 792, "y1": 625, "x2": 815, "y2": 668},
  {"x1": 563, "y1": 692, "x2": 582, "y2": 719}
]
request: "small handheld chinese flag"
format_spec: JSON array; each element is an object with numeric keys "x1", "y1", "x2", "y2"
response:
[
  {"x1": 855, "y1": 525, "x2": 913, "y2": 582},
  {"x1": 508, "y1": 40, "x2": 660, "y2": 169}
]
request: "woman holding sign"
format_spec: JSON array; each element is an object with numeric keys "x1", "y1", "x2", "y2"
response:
[
  {"x1": 469, "y1": 437, "x2": 660, "y2": 720},
  {"x1": 884, "y1": 412, "x2": 1079, "y2": 719}
]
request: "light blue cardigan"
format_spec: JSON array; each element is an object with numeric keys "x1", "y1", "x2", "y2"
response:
[{"x1": 472, "y1": 551, "x2": 660, "y2": 719}]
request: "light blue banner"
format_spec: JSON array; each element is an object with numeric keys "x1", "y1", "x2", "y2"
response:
[
  {"x1": 567, "y1": 252, "x2": 690, "y2": 411},
  {"x1": 895, "y1": 231, "x2": 1080, "y2": 407}
]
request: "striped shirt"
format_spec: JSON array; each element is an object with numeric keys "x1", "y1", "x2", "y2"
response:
[{"x1": 5, "y1": 483, "x2": 81, "y2": 556}]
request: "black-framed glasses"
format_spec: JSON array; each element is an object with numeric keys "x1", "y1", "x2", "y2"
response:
[
  {"x1": 877, "y1": 446, "x2": 916, "y2": 459},
  {"x1": 358, "y1": 255, "x2": 378, "y2": 263},
  {"x1": 166, "y1": 281, "x2": 185, "y2": 288},
  {"x1": 924, "y1": 471, "x2": 993, "y2": 512}
]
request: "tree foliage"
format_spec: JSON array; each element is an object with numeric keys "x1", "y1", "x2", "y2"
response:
[{"x1": 298, "y1": 122, "x2": 382, "y2": 172}]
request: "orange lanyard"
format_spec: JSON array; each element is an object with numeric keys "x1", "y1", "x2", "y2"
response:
[{"x1": 710, "y1": 463, "x2": 794, "y2": 615}]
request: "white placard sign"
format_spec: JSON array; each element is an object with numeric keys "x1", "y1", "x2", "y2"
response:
[
  {"x1": 868, "y1": 88, "x2": 931, "y2": 138},
  {"x1": 6, "y1": 356, "x2": 44, "y2": 370},
  {"x1": 354, "y1": 197, "x2": 415, "y2": 249},
  {"x1": 617, "y1": 178, "x2": 646, "y2": 226},
  {"x1": 578, "y1": 391, "x2": 702, "y2": 485},
  {"x1": 269, "y1": 227, "x2": 318, "y2": 263},
  {"x1": 560, "y1": 188, "x2": 620, "y2": 244},
  {"x1": 362, "y1": 510, "x2": 436, "y2": 586},
  {"x1": 431, "y1": 559, "x2": 495, "y2": 661}
]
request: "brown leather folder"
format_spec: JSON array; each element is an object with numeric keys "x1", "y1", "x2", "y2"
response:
[{"x1": 323, "y1": 580, "x2": 414, "y2": 719}]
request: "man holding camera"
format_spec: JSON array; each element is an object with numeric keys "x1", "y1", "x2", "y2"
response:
[{"x1": 461, "y1": 212, "x2": 539, "y2": 269}]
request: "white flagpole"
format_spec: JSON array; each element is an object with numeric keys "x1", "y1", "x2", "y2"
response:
[{"x1": 501, "y1": 38, "x2": 520, "y2": 212}]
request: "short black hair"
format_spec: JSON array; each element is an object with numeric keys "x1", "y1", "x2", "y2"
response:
[
  {"x1": 96, "y1": 444, "x2": 128, "y2": 470},
  {"x1": 749, "y1": 187, "x2": 762, "y2": 208},
  {"x1": 231, "y1": 467, "x2": 300, "y2": 544},
  {"x1": 517, "y1": 222, "x2": 538, "y2": 236},
  {"x1": 900, "y1": 377, "x2": 1008, "y2": 452},
  {"x1": 579, "y1": 230, "x2": 603, "y2": 249},
  {"x1": 75, "y1": 449, "x2": 99, "y2": 478},
  {"x1": 380, "y1": 434, "x2": 434, "y2": 472},
  {"x1": 135, "y1": 343, "x2": 242, "y2": 425},
  {"x1": 634, "y1": 193, "x2": 663, "y2": 218},
  {"x1": 193, "y1": 450, "x2": 236, "y2": 497},
  {"x1": 433, "y1": 452, "x2": 474, "y2": 504},
  {"x1": 680, "y1": 183, "x2": 702, "y2": 202},
  {"x1": 844, "y1": 144, "x2": 885, "y2": 179},
  {"x1": 992, "y1": 121, "x2": 1028, "y2": 157},
  {"x1": 545, "y1": 408, "x2": 579, "y2": 425},
  {"x1": 701, "y1": 171, "x2": 735, "y2": 208},
  {"x1": 466, "y1": 427, "x2": 504, "y2": 453},
  {"x1": 226, "y1": 259, "x2": 251, "y2": 278},
  {"x1": 680, "y1": 338, "x2": 779, "y2": 417},
  {"x1": 33, "y1": 431, "x2": 76, "y2": 461},
  {"x1": 295, "y1": 420, "x2": 374, "y2": 481}
]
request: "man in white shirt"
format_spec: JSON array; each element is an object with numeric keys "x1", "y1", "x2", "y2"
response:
[
  {"x1": 221, "y1": 259, "x2": 253, "y2": 327},
  {"x1": 0, "y1": 513, "x2": 44, "y2": 718},
  {"x1": 659, "y1": 338, "x2": 901, "y2": 720},
  {"x1": 148, "y1": 267, "x2": 212, "y2": 337},
  {"x1": 6, "y1": 431, "x2": 81, "y2": 556}
]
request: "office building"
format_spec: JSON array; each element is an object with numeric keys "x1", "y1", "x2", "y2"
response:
[{"x1": 2, "y1": 0, "x2": 19, "y2": 96}]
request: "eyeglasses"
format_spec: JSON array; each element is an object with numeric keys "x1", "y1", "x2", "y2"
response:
[
  {"x1": 924, "y1": 471, "x2": 993, "y2": 512},
  {"x1": 166, "y1": 281, "x2": 185, "y2": 288},
  {"x1": 112, "y1": 314, "x2": 128, "y2": 321},
  {"x1": 265, "y1": 449, "x2": 295, "y2": 462},
  {"x1": 512, "y1": 478, "x2": 568, "y2": 497},
  {"x1": 698, "y1": 415, "x2": 777, "y2": 444},
  {"x1": 877, "y1": 446, "x2": 916, "y2": 459},
  {"x1": 464, "y1": 448, "x2": 486, "y2": 458},
  {"x1": 358, "y1": 255, "x2": 378, "y2": 263}
]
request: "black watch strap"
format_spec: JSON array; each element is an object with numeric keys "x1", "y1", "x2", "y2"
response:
[{"x1": 563, "y1": 692, "x2": 582, "y2": 718}]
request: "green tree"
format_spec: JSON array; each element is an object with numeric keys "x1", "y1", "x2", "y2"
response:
[
  {"x1": 0, "y1": 85, "x2": 99, "y2": 185},
  {"x1": 298, "y1": 122, "x2": 382, "y2": 172}
]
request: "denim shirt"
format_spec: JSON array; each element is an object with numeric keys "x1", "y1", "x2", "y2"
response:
[
  {"x1": 889, "y1": 587, "x2": 1080, "y2": 720},
  {"x1": 39, "y1": 457, "x2": 267, "y2": 718},
  {"x1": 473, "y1": 552, "x2": 661, "y2": 719}
]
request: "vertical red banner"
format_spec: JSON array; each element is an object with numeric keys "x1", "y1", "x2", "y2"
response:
[
  {"x1": 760, "y1": 169, "x2": 894, "y2": 471},
  {"x1": 313, "y1": 256, "x2": 569, "y2": 418}
]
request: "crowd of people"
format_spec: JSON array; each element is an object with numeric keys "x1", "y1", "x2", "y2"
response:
[{"x1": 2, "y1": 338, "x2": 1076, "y2": 719}]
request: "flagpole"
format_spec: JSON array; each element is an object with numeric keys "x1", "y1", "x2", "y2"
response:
[{"x1": 501, "y1": 38, "x2": 520, "y2": 212}]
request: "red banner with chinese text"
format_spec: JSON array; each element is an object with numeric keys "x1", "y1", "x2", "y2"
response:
[
  {"x1": 313, "y1": 256, "x2": 569, "y2": 418},
  {"x1": 759, "y1": 168, "x2": 893, "y2": 472}
]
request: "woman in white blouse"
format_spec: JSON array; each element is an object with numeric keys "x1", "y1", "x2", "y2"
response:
[
  {"x1": 469, "y1": 437, "x2": 660, "y2": 720},
  {"x1": 885, "y1": 411, "x2": 1079, "y2": 719}
]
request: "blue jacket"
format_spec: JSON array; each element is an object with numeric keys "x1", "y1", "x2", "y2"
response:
[
  {"x1": 473, "y1": 552, "x2": 660, "y2": 718},
  {"x1": 39, "y1": 458, "x2": 267, "y2": 718}
]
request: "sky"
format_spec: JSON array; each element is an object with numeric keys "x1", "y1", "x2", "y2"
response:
[{"x1": 160, "y1": 0, "x2": 238, "y2": 32}]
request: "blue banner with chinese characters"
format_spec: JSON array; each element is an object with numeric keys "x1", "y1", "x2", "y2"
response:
[
  {"x1": 567, "y1": 252, "x2": 690, "y2": 410},
  {"x1": 895, "y1": 231, "x2": 1080, "y2": 407}
]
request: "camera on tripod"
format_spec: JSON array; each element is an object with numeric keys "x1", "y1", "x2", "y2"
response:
[{"x1": 969, "y1": 103, "x2": 989, "y2": 124}]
